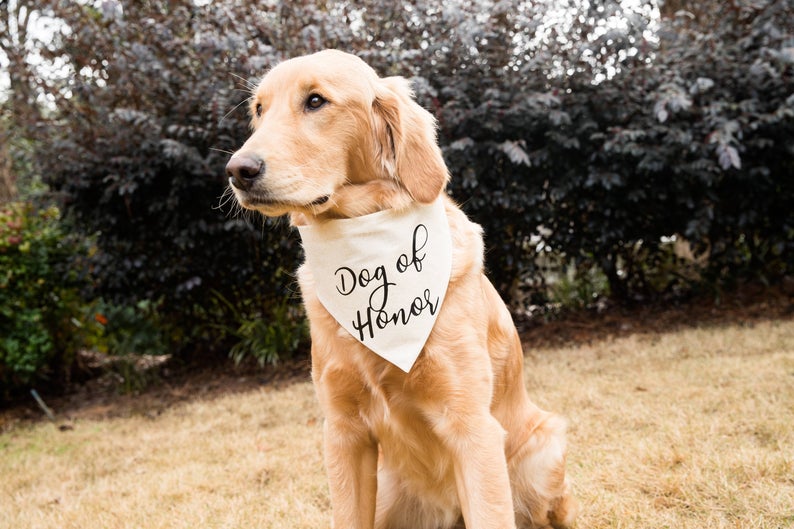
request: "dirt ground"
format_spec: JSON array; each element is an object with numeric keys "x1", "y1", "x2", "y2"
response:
[{"x1": 2, "y1": 281, "x2": 792, "y2": 432}]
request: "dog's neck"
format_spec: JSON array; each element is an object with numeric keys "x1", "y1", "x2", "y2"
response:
[{"x1": 290, "y1": 180, "x2": 418, "y2": 226}]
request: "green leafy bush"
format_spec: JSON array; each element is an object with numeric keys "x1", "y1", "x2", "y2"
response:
[
  {"x1": 211, "y1": 291, "x2": 308, "y2": 368},
  {"x1": 0, "y1": 202, "x2": 177, "y2": 398},
  {"x1": 90, "y1": 299, "x2": 169, "y2": 359},
  {"x1": 0, "y1": 202, "x2": 92, "y2": 396},
  {"x1": 83, "y1": 298, "x2": 171, "y2": 394}
]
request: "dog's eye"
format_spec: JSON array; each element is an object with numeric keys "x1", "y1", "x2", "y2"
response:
[
  {"x1": 255, "y1": 103, "x2": 263, "y2": 118},
  {"x1": 305, "y1": 94, "x2": 327, "y2": 111}
]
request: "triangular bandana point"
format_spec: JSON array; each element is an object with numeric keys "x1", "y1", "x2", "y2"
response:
[{"x1": 298, "y1": 199, "x2": 452, "y2": 372}]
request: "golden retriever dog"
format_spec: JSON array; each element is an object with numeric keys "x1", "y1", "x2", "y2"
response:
[{"x1": 225, "y1": 49, "x2": 576, "y2": 529}]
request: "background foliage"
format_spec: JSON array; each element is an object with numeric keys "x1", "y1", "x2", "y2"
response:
[
  {"x1": 1, "y1": 0, "x2": 792, "y2": 397},
  {"x1": 0, "y1": 202, "x2": 90, "y2": 396}
]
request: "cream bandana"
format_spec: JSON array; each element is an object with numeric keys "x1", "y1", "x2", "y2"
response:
[{"x1": 298, "y1": 199, "x2": 452, "y2": 372}]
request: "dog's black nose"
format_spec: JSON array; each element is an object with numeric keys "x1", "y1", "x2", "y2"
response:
[{"x1": 226, "y1": 155, "x2": 264, "y2": 191}]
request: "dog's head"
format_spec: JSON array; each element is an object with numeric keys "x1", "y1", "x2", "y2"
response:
[{"x1": 225, "y1": 50, "x2": 449, "y2": 220}]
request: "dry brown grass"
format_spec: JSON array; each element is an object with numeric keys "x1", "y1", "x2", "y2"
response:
[{"x1": 2, "y1": 317, "x2": 793, "y2": 528}]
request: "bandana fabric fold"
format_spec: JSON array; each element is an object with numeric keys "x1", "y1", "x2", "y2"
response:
[{"x1": 298, "y1": 199, "x2": 452, "y2": 372}]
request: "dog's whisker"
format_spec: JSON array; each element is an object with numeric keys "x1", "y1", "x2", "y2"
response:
[
  {"x1": 230, "y1": 72, "x2": 258, "y2": 91},
  {"x1": 214, "y1": 188, "x2": 235, "y2": 213},
  {"x1": 219, "y1": 96, "x2": 253, "y2": 127},
  {"x1": 231, "y1": 87, "x2": 256, "y2": 96},
  {"x1": 210, "y1": 147, "x2": 236, "y2": 156}
]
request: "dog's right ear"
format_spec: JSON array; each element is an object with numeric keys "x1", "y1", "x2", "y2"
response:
[{"x1": 372, "y1": 77, "x2": 449, "y2": 203}]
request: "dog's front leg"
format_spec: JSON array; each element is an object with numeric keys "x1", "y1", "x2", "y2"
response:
[
  {"x1": 323, "y1": 415, "x2": 378, "y2": 529},
  {"x1": 316, "y1": 366, "x2": 379, "y2": 529},
  {"x1": 432, "y1": 409, "x2": 517, "y2": 529}
]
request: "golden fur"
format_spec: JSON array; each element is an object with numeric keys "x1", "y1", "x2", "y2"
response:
[{"x1": 226, "y1": 49, "x2": 577, "y2": 529}]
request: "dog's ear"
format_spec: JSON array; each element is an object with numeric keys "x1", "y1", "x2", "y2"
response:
[{"x1": 372, "y1": 77, "x2": 449, "y2": 203}]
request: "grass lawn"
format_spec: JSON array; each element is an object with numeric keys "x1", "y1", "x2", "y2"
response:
[{"x1": 1, "y1": 316, "x2": 793, "y2": 528}]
